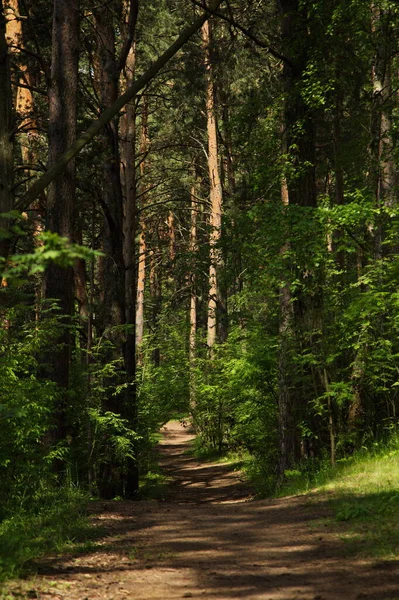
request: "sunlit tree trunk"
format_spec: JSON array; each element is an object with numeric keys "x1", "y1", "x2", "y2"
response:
[
  {"x1": 277, "y1": 174, "x2": 295, "y2": 475},
  {"x1": 5, "y1": 0, "x2": 36, "y2": 166},
  {"x1": 136, "y1": 94, "x2": 149, "y2": 356},
  {"x1": 149, "y1": 242, "x2": 161, "y2": 367},
  {"x1": 202, "y1": 18, "x2": 224, "y2": 351},
  {"x1": 189, "y1": 178, "x2": 198, "y2": 417},
  {"x1": 0, "y1": 0, "x2": 14, "y2": 260},
  {"x1": 167, "y1": 211, "x2": 176, "y2": 262}
]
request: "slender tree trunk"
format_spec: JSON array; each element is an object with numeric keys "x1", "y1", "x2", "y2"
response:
[
  {"x1": 371, "y1": 3, "x2": 396, "y2": 263},
  {"x1": 167, "y1": 211, "x2": 176, "y2": 262},
  {"x1": 202, "y1": 18, "x2": 225, "y2": 351},
  {"x1": 277, "y1": 175, "x2": 296, "y2": 475},
  {"x1": 74, "y1": 226, "x2": 89, "y2": 323},
  {"x1": 120, "y1": 0, "x2": 139, "y2": 497},
  {"x1": 135, "y1": 95, "x2": 149, "y2": 356},
  {"x1": 189, "y1": 179, "x2": 198, "y2": 417},
  {"x1": 149, "y1": 243, "x2": 161, "y2": 367},
  {"x1": 0, "y1": 0, "x2": 14, "y2": 260},
  {"x1": 5, "y1": 0, "x2": 36, "y2": 165}
]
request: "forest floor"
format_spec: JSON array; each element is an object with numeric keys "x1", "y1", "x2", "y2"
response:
[{"x1": 3, "y1": 420, "x2": 399, "y2": 600}]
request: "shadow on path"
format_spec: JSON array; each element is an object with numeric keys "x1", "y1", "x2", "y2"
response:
[{"x1": 7, "y1": 421, "x2": 399, "y2": 600}]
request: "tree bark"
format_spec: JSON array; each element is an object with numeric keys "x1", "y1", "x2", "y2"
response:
[
  {"x1": 189, "y1": 179, "x2": 198, "y2": 417},
  {"x1": 44, "y1": 0, "x2": 79, "y2": 397},
  {"x1": 135, "y1": 95, "x2": 149, "y2": 356},
  {"x1": 0, "y1": 0, "x2": 14, "y2": 260},
  {"x1": 277, "y1": 0, "x2": 319, "y2": 474},
  {"x1": 202, "y1": 18, "x2": 225, "y2": 351},
  {"x1": 5, "y1": 0, "x2": 36, "y2": 166},
  {"x1": 120, "y1": 0, "x2": 139, "y2": 498},
  {"x1": 94, "y1": 2, "x2": 125, "y2": 336}
]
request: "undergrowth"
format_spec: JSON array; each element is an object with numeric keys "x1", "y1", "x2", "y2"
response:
[
  {"x1": 273, "y1": 430, "x2": 399, "y2": 558},
  {"x1": 0, "y1": 487, "x2": 92, "y2": 582}
]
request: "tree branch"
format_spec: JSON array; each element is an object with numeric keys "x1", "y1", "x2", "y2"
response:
[
  {"x1": 190, "y1": 0, "x2": 293, "y2": 67},
  {"x1": 19, "y1": 0, "x2": 224, "y2": 210}
]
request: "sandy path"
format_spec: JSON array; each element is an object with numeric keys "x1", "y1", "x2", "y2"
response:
[{"x1": 4, "y1": 421, "x2": 399, "y2": 600}]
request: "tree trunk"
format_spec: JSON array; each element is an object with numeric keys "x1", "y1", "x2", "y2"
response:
[
  {"x1": 120, "y1": 0, "x2": 139, "y2": 498},
  {"x1": 44, "y1": 0, "x2": 79, "y2": 398},
  {"x1": 371, "y1": 3, "x2": 396, "y2": 260},
  {"x1": 5, "y1": 0, "x2": 36, "y2": 166},
  {"x1": 149, "y1": 242, "x2": 161, "y2": 367},
  {"x1": 189, "y1": 179, "x2": 198, "y2": 418},
  {"x1": 278, "y1": 0, "x2": 319, "y2": 473},
  {"x1": 94, "y1": 3, "x2": 125, "y2": 338},
  {"x1": 0, "y1": 0, "x2": 14, "y2": 260},
  {"x1": 135, "y1": 94, "x2": 149, "y2": 357},
  {"x1": 202, "y1": 18, "x2": 225, "y2": 351}
]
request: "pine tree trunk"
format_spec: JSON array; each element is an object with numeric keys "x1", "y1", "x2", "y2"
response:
[
  {"x1": 189, "y1": 179, "x2": 198, "y2": 417},
  {"x1": 202, "y1": 19, "x2": 224, "y2": 351},
  {"x1": 94, "y1": 4, "x2": 125, "y2": 338},
  {"x1": 149, "y1": 244, "x2": 161, "y2": 367},
  {"x1": 371, "y1": 2, "x2": 396, "y2": 260},
  {"x1": 0, "y1": 0, "x2": 14, "y2": 260},
  {"x1": 45, "y1": 0, "x2": 79, "y2": 397},
  {"x1": 120, "y1": 0, "x2": 139, "y2": 497},
  {"x1": 278, "y1": 0, "x2": 319, "y2": 473},
  {"x1": 5, "y1": 0, "x2": 36, "y2": 166},
  {"x1": 135, "y1": 95, "x2": 149, "y2": 357}
]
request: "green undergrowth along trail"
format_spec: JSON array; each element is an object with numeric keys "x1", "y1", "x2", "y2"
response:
[
  {"x1": 277, "y1": 432, "x2": 399, "y2": 559},
  {"x1": 0, "y1": 487, "x2": 93, "y2": 582},
  {"x1": 139, "y1": 430, "x2": 172, "y2": 500}
]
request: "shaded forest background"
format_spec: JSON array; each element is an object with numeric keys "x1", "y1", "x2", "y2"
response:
[{"x1": 1, "y1": 0, "x2": 399, "y2": 513}]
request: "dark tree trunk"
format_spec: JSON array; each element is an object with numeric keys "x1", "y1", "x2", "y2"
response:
[
  {"x1": 44, "y1": 0, "x2": 79, "y2": 428},
  {"x1": 121, "y1": 0, "x2": 139, "y2": 497},
  {"x1": 0, "y1": 0, "x2": 14, "y2": 260},
  {"x1": 94, "y1": 4, "x2": 125, "y2": 335},
  {"x1": 278, "y1": 0, "x2": 320, "y2": 474}
]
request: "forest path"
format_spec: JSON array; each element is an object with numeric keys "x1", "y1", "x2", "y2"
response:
[{"x1": 6, "y1": 421, "x2": 399, "y2": 600}]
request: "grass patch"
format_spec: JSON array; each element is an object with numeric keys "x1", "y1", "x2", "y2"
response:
[
  {"x1": 139, "y1": 470, "x2": 171, "y2": 500},
  {"x1": 0, "y1": 487, "x2": 92, "y2": 582},
  {"x1": 275, "y1": 433, "x2": 399, "y2": 559},
  {"x1": 186, "y1": 434, "x2": 247, "y2": 468}
]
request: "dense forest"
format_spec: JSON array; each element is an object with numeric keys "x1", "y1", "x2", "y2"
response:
[{"x1": 1, "y1": 0, "x2": 399, "y2": 513}]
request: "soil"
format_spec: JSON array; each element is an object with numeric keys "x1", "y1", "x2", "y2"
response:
[{"x1": 3, "y1": 421, "x2": 399, "y2": 600}]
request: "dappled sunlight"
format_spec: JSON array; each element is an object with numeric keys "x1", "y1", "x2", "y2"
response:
[{"x1": 8, "y1": 421, "x2": 397, "y2": 600}]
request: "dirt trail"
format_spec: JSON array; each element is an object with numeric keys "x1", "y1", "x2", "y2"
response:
[{"x1": 5, "y1": 421, "x2": 399, "y2": 600}]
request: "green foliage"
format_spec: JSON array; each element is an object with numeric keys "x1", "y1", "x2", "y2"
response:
[
  {"x1": 0, "y1": 304, "x2": 63, "y2": 515},
  {"x1": 2, "y1": 231, "x2": 101, "y2": 283},
  {"x1": 0, "y1": 487, "x2": 91, "y2": 581},
  {"x1": 193, "y1": 326, "x2": 277, "y2": 461}
]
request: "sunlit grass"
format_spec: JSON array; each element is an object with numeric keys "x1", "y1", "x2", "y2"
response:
[{"x1": 275, "y1": 432, "x2": 399, "y2": 559}]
